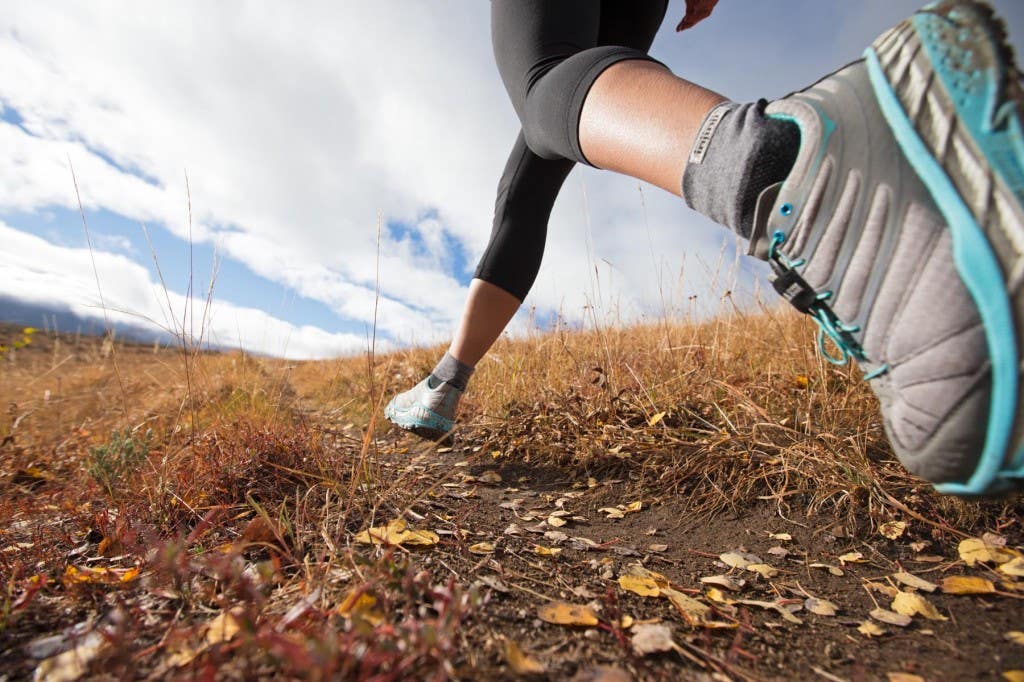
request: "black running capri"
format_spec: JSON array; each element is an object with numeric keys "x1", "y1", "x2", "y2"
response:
[{"x1": 473, "y1": 0, "x2": 669, "y2": 302}]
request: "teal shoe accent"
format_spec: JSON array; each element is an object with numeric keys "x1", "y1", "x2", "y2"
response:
[{"x1": 864, "y1": 47, "x2": 1019, "y2": 495}]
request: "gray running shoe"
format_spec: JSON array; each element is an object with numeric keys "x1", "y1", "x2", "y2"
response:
[
  {"x1": 384, "y1": 376, "x2": 462, "y2": 440},
  {"x1": 747, "y1": 0, "x2": 1024, "y2": 495}
]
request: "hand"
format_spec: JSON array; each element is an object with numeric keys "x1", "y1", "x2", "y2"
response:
[{"x1": 676, "y1": 0, "x2": 720, "y2": 31}]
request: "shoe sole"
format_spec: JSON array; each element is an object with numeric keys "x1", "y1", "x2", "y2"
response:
[
  {"x1": 867, "y1": 0, "x2": 1024, "y2": 494},
  {"x1": 383, "y1": 402, "x2": 456, "y2": 442}
]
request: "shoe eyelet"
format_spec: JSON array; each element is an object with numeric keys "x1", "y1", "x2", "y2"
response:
[{"x1": 780, "y1": 203, "x2": 794, "y2": 216}]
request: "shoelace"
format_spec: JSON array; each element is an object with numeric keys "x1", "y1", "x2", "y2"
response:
[{"x1": 768, "y1": 230, "x2": 890, "y2": 381}]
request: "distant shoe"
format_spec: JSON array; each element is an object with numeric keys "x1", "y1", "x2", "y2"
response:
[
  {"x1": 748, "y1": 0, "x2": 1024, "y2": 495},
  {"x1": 384, "y1": 376, "x2": 462, "y2": 440}
]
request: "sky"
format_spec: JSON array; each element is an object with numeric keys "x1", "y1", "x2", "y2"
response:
[{"x1": 2, "y1": 1, "x2": 1022, "y2": 359}]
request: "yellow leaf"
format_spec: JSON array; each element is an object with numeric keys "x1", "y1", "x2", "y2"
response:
[
  {"x1": 747, "y1": 563, "x2": 779, "y2": 579},
  {"x1": 887, "y1": 674, "x2": 925, "y2": 682},
  {"x1": 336, "y1": 588, "x2": 384, "y2": 625},
  {"x1": 1006, "y1": 631, "x2": 1024, "y2": 646},
  {"x1": 940, "y1": 576, "x2": 996, "y2": 595},
  {"x1": 892, "y1": 572, "x2": 937, "y2": 593},
  {"x1": 705, "y1": 587, "x2": 734, "y2": 604},
  {"x1": 205, "y1": 610, "x2": 242, "y2": 645},
  {"x1": 120, "y1": 567, "x2": 141, "y2": 583},
  {"x1": 804, "y1": 597, "x2": 838, "y2": 616},
  {"x1": 618, "y1": 574, "x2": 662, "y2": 598},
  {"x1": 662, "y1": 587, "x2": 710, "y2": 626},
  {"x1": 354, "y1": 519, "x2": 438, "y2": 547},
  {"x1": 958, "y1": 538, "x2": 1017, "y2": 566},
  {"x1": 599, "y1": 507, "x2": 625, "y2": 519},
  {"x1": 999, "y1": 557, "x2": 1024, "y2": 578},
  {"x1": 794, "y1": 375, "x2": 809, "y2": 389},
  {"x1": 533, "y1": 545, "x2": 562, "y2": 557},
  {"x1": 699, "y1": 575, "x2": 744, "y2": 592},
  {"x1": 720, "y1": 551, "x2": 759, "y2": 569},
  {"x1": 537, "y1": 602, "x2": 598, "y2": 626},
  {"x1": 858, "y1": 620, "x2": 887, "y2": 637},
  {"x1": 866, "y1": 581, "x2": 900, "y2": 598},
  {"x1": 891, "y1": 591, "x2": 947, "y2": 621},
  {"x1": 546, "y1": 516, "x2": 567, "y2": 528},
  {"x1": 469, "y1": 542, "x2": 495, "y2": 555},
  {"x1": 623, "y1": 501, "x2": 642, "y2": 513},
  {"x1": 768, "y1": 532, "x2": 792, "y2": 541},
  {"x1": 880, "y1": 521, "x2": 907, "y2": 540},
  {"x1": 501, "y1": 637, "x2": 545, "y2": 674},
  {"x1": 647, "y1": 411, "x2": 666, "y2": 426},
  {"x1": 1004, "y1": 672, "x2": 1024, "y2": 682},
  {"x1": 838, "y1": 551, "x2": 865, "y2": 565}
]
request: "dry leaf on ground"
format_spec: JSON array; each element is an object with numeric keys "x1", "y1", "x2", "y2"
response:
[
  {"x1": 747, "y1": 563, "x2": 779, "y2": 579},
  {"x1": 537, "y1": 602, "x2": 599, "y2": 627},
  {"x1": 354, "y1": 519, "x2": 439, "y2": 547},
  {"x1": 662, "y1": 587, "x2": 710, "y2": 626},
  {"x1": 501, "y1": 637, "x2": 545, "y2": 674},
  {"x1": 631, "y1": 623, "x2": 677, "y2": 655},
  {"x1": 887, "y1": 673, "x2": 925, "y2": 682},
  {"x1": 1003, "y1": 672, "x2": 1024, "y2": 682},
  {"x1": 805, "y1": 597, "x2": 838, "y2": 616},
  {"x1": 1006, "y1": 631, "x2": 1024, "y2": 646},
  {"x1": 700, "y1": 575, "x2": 744, "y2": 591},
  {"x1": 33, "y1": 632, "x2": 107, "y2": 682},
  {"x1": 941, "y1": 576, "x2": 996, "y2": 595},
  {"x1": 999, "y1": 557, "x2": 1024, "y2": 578},
  {"x1": 737, "y1": 599, "x2": 802, "y2": 624},
  {"x1": 880, "y1": 521, "x2": 907, "y2": 540},
  {"x1": 869, "y1": 608, "x2": 912, "y2": 627},
  {"x1": 839, "y1": 551, "x2": 866, "y2": 565},
  {"x1": 720, "y1": 551, "x2": 761, "y2": 569},
  {"x1": 893, "y1": 572, "x2": 937, "y2": 593},
  {"x1": 533, "y1": 545, "x2": 561, "y2": 557},
  {"x1": 958, "y1": 538, "x2": 1017, "y2": 566},
  {"x1": 469, "y1": 542, "x2": 495, "y2": 555},
  {"x1": 619, "y1": 574, "x2": 662, "y2": 598},
  {"x1": 810, "y1": 563, "x2": 844, "y2": 576},
  {"x1": 891, "y1": 591, "x2": 947, "y2": 621},
  {"x1": 858, "y1": 620, "x2": 888, "y2": 637}
]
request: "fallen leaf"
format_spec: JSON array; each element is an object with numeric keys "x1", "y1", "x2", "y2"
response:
[
  {"x1": 648, "y1": 544, "x2": 668, "y2": 552},
  {"x1": 768, "y1": 532, "x2": 792, "y2": 541},
  {"x1": 858, "y1": 620, "x2": 887, "y2": 637},
  {"x1": 747, "y1": 563, "x2": 779, "y2": 579},
  {"x1": 804, "y1": 597, "x2": 838, "y2": 616},
  {"x1": 705, "y1": 588, "x2": 734, "y2": 604},
  {"x1": 662, "y1": 587, "x2": 710, "y2": 625},
  {"x1": 999, "y1": 557, "x2": 1024, "y2": 578},
  {"x1": 887, "y1": 673, "x2": 925, "y2": 682},
  {"x1": 865, "y1": 581, "x2": 900, "y2": 599},
  {"x1": 737, "y1": 599, "x2": 802, "y2": 624},
  {"x1": 537, "y1": 602, "x2": 598, "y2": 627},
  {"x1": 478, "y1": 471, "x2": 502, "y2": 484},
  {"x1": 469, "y1": 542, "x2": 495, "y2": 555},
  {"x1": 869, "y1": 608, "x2": 912, "y2": 627},
  {"x1": 624, "y1": 501, "x2": 642, "y2": 513},
  {"x1": 720, "y1": 551, "x2": 761, "y2": 569},
  {"x1": 619, "y1": 615, "x2": 635, "y2": 629},
  {"x1": 892, "y1": 572, "x2": 937, "y2": 593},
  {"x1": 33, "y1": 632, "x2": 106, "y2": 682},
  {"x1": 544, "y1": 530, "x2": 568, "y2": 544},
  {"x1": 958, "y1": 538, "x2": 1017, "y2": 566},
  {"x1": 810, "y1": 563, "x2": 844, "y2": 577},
  {"x1": 699, "y1": 575, "x2": 745, "y2": 592},
  {"x1": 619, "y1": 574, "x2": 662, "y2": 598},
  {"x1": 599, "y1": 507, "x2": 625, "y2": 519},
  {"x1": 767, "y1": 546, "x2": 790, "y2": 558},
  {"x1": 546, "y1": 516, "x2": 567, "y2": 528},
  {"x1": 631, "y1": 623, "x2": 677, "y2": 655},
  {"x1": 501, "y1": 637, "x2": 545, "y2": 674},
  {"x1": 648, "y1": 411, "x2": 666, "y2": 427},
  {"x1": 940, "y1": 576, "x2": 996, "y2": 595},
  {"x1": 891, "y1": 591, "x2": 947, "y2": 621},
  {"x1": 205, "y1": 610, "x2": 242, "y2": 645},
  {"x1": 354, "y1": 519, "x2": 439, "y2": 547},
  {"x1": 1004, "y1": 672, "x2": 1024, "y2": 682},
  {"x1": 336, "y1": 589, "x2": 384, "y2": 625},
  {"x1": 1006, "y1": 631, "x2": 1024, "y2": 646},
  {"x1": 839, "y1": 551, "x2": 866, "y2": 565},
  {"x1": 533, "y1": 545, "x2": 562, "y2": 557},
  {"x1": 880, "y1": 521, "x2": 908, "y2": 540}
]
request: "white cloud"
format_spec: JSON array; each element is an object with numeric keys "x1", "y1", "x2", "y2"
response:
[{"x1": 0, "y1": 222, "x2": 371, "y2": 359}]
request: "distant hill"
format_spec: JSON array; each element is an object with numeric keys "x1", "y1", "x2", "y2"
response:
[{"x1": 0, "y1": 295, "x2": 176, "y2": 346}]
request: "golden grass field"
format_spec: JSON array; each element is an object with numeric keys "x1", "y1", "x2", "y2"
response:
[{"x1": 1, "y1": 307, "x2": 1022, "y2": 680}]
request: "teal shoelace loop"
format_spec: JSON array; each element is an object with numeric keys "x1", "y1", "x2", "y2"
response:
[{"x1": 769, "y1": 230, "x2": 887, "y2": 378}]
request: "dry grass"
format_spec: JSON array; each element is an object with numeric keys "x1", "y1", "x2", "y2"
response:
[{"x1": 0, "y1": 307, "x2": 1020, "y2": 679}]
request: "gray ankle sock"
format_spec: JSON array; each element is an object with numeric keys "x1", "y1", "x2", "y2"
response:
[
  {"x1": 682, "y1": 100, "x2": 800, "y2": 238},
  {"x1": 429, "y1": 351, "x2": 474, "y2": 391}
]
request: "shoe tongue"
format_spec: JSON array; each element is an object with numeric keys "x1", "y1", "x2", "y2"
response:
[{"x1": 747, "y1": 181, "x2": 783, "y2": 260}]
